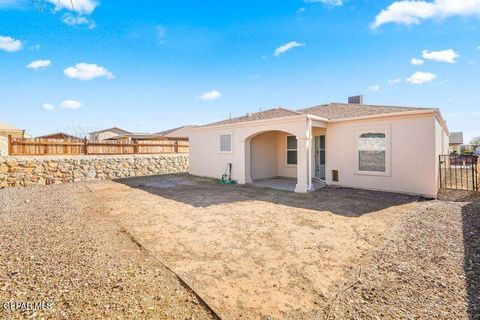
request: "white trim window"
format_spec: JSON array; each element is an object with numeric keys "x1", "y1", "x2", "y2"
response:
[
  {"x1": 286, "y1": 136, "x2": 297, "y2": 165},
  {"x1": 355, "y1": 126, "x2": 391, "y2": 176},
  {"x1": 219, "y1": 134, "x2": 232, "y2": 153}
]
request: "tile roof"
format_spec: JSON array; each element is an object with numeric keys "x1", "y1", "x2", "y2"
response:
[
  {"x1": 201, "y1": 103, "x2": 433, "y2": 127},
  {"x1": 202, "y1": 108, "x2": 303, "y2": 127},
  {"x1": 298, "y1": 103, "x2": 431, "y2": 120},
  {"x1": 449, "y1": 132, "x2": 463, "y2": 144}
]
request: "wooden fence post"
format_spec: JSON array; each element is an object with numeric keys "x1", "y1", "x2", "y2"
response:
[
  {"x1": 134, "y1": 140, "x2": 139, "y2": 154},
  {"x1": 7, "y1": 135, "x2": 12, "y2": 156},
  {"x1": 174, "y1": 141, "x2": 178, "y2": 153},
  {"x1": 84, "y1": 138, "x2": 88, "y2": 155}
]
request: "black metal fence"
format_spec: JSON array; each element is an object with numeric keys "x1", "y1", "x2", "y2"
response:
[{"x1": 439, "y1": 155, "x2": 478, "y2": 191}]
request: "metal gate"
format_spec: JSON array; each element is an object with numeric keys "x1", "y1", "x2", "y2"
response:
[{"x1": 439, "y1": 155, "x2": 478, "y2": 191}]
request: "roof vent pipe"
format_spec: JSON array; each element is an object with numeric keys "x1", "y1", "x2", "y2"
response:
[{"x1": 348, "y1": 95, "x2": 363, "y2": 104}]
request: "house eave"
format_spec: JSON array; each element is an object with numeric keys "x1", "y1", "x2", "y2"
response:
[
  {"x1": 191, "y1": 114, "x2": 310, "y2": 132},
  {"x1": 192, "y1": 109, "x2": 449, "y2": 134}
]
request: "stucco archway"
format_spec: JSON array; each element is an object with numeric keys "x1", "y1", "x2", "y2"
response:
[{"x1": 248, "y1": 130, "x2": 298, "y2": 182}]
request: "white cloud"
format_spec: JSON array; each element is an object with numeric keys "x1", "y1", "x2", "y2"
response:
[
  {"x1": 388, "y1": 78, "x2": 402, "y2": 84},
  {"x1": 477, "y1": 46, "x2": 480, "y2": 50},
  {"x1": 60, "y1": 100, "x2": 82, "y2": 109},
  {"x1": 46, "y1": 0, "x2": 98, "y2": 15},
  {"x1": 304, "y1": 0, "x2": 343, "y2": 6},
  {"x1": 41, "y1": 103, "x2": 55, "y2": 111},
  {"x1": 64, "y1": 63, "x2": 114, "y2": 80},
  {"x1": 369, "y1": 84, "x2": 381, "y2": 92},
  {"x1": 371, "y1": 0, "x2": 480, "y2": 29},
  {"x1": 46, "y1": 0, "x2": 98, "y2": 28},
  {"x1": 62, "y1": 13, "x2": 96, "y2": 29},
  {"x1": 197, "y1": 90, "x2": 221, "y2": 101},
  {"x1": 405, "y1": 71, "x2": 436, "y2": 84},
  {"x1": 26, "y1": 59, "x2": 51, "y2": 70},
  {"x1": 0, "y1": 35, "x2": 22, "y2": 52},
  {"x1": 273, "y1": 41, "x2": 305, "y2": 56},
  {"x1": 422, "y1": 49, "x2": 459, "y2": 63},
  {"x1": 411, "y1": 58, "x2": 424, "y2": 65},
  {"x1": 29, "y1": 44, "x2": 40, "y2": 50}
]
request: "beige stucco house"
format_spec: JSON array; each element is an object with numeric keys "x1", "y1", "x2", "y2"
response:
[
  {"x1": 189, "y1": 102, "x2": 450, "y2": 198},
  {"x1": 0, "y1": 122, "x2": 25, "y2": 138},
  {"x1": 88, "y1": 127, "x2": 130, "y2": 141},
  {"x1": 449, "y1": 132, "x2": 463, "y2": 154},
  {"x1": 155, "y1": 125, "x2": 196, "y2": 140}
]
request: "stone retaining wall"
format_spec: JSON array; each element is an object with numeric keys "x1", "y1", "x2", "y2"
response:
[
  {"x1": 0, "y1": 136, "x2": 7, "y2": 156},
  {"x1": 0, "y1": 154, "x2": 188, "y2": 188}
]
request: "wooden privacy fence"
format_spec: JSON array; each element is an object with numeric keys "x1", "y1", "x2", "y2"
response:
[{"x1": 8, "y1": 136, "x2": 188, "y2": 156}]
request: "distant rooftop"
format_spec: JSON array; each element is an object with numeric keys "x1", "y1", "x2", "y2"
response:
[
  {"x1": 0, "y1": 122, "x2": 22, "y2": 131},
  {"x1": 449, "y1": 132, "x2": 463, "y2": 145},
  {"x1": 155, "y1": 125, "x2": 196, "y2": 136}
]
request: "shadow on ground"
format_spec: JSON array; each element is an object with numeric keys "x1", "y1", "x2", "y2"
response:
[
  {"x1": 462, "y1": 196, "x2": 480, "y2": 320},
  {"x1": 116, "y1": 173, "x2": 418, "y2": 217}
]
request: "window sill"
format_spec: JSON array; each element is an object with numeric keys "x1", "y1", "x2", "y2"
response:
[{"x1": 354, "y1": 170, "x2": 391, "y2": 177}]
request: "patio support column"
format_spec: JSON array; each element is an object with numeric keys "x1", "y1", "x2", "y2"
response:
[
  {"x1": 237, "y1": 138, "x2": 252, "y2": 184},
  {"x1": 295, "y1": 136, "x2": 310, "y2": 193}
]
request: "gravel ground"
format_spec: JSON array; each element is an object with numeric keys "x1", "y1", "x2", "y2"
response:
[
  {"x1": 1, "y1": 179, "x2": 478, "y2": 319},
  {"x1": 304, "y1": 194, "x2": 480, "y2": 320},
  {"x1": 0, "y1": 183, "x2": 216, "y2": 320}
]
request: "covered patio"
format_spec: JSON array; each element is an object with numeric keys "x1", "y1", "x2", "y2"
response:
[{"x1": 242, "y1": 117, "x2": 328, "y2": 193}]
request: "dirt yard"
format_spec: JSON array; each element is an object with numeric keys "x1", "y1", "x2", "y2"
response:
[
  {"x1": 1, "y1": 174, "x2": 478, "y2": 319},
  {"x1": 88, "y1": 174, "x2": 419, "y2": 319}
]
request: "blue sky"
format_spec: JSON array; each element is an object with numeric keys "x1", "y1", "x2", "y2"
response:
[{"x1": 0, "y1": 0, "x2": 479, "y2": 141}]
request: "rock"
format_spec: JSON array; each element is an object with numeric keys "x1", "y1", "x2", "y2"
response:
[{"x1": 0, "y1": 154, "x2": 189, "y2": 188}]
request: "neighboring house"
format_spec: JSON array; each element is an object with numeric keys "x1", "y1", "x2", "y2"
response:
[
  {"x1": 0, "y1": 122, "x2": 25, "y2": 138},
  {"x1": 449, "y1": 132, "x2": 463, "y2": 154},
  {"x1": 36, "y1": 132, "x2": 81, "y2": 140},
  {"x1": 88, "y1": 127, "x2": 130, "y2": 141},
  {"x1": 106, "y1": 133, "x2": 158, "y2": 142},
  {"x1": 189, "y1": 99, "x2": 449, "y2": 198},
  {"x1": 155, "y1": 125, "x2": 196, "y2": 140}
]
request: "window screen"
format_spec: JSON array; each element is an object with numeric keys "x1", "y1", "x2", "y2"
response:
[
  {"x1": 287, "y1": 136, "x2": 297, "y2": 165},
  {"x1": 358, "y1": 132, "x2": 386, "y2": 172},
  {"x1": 220, "y1": 134, "x2": 232, "y2": 152}
]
